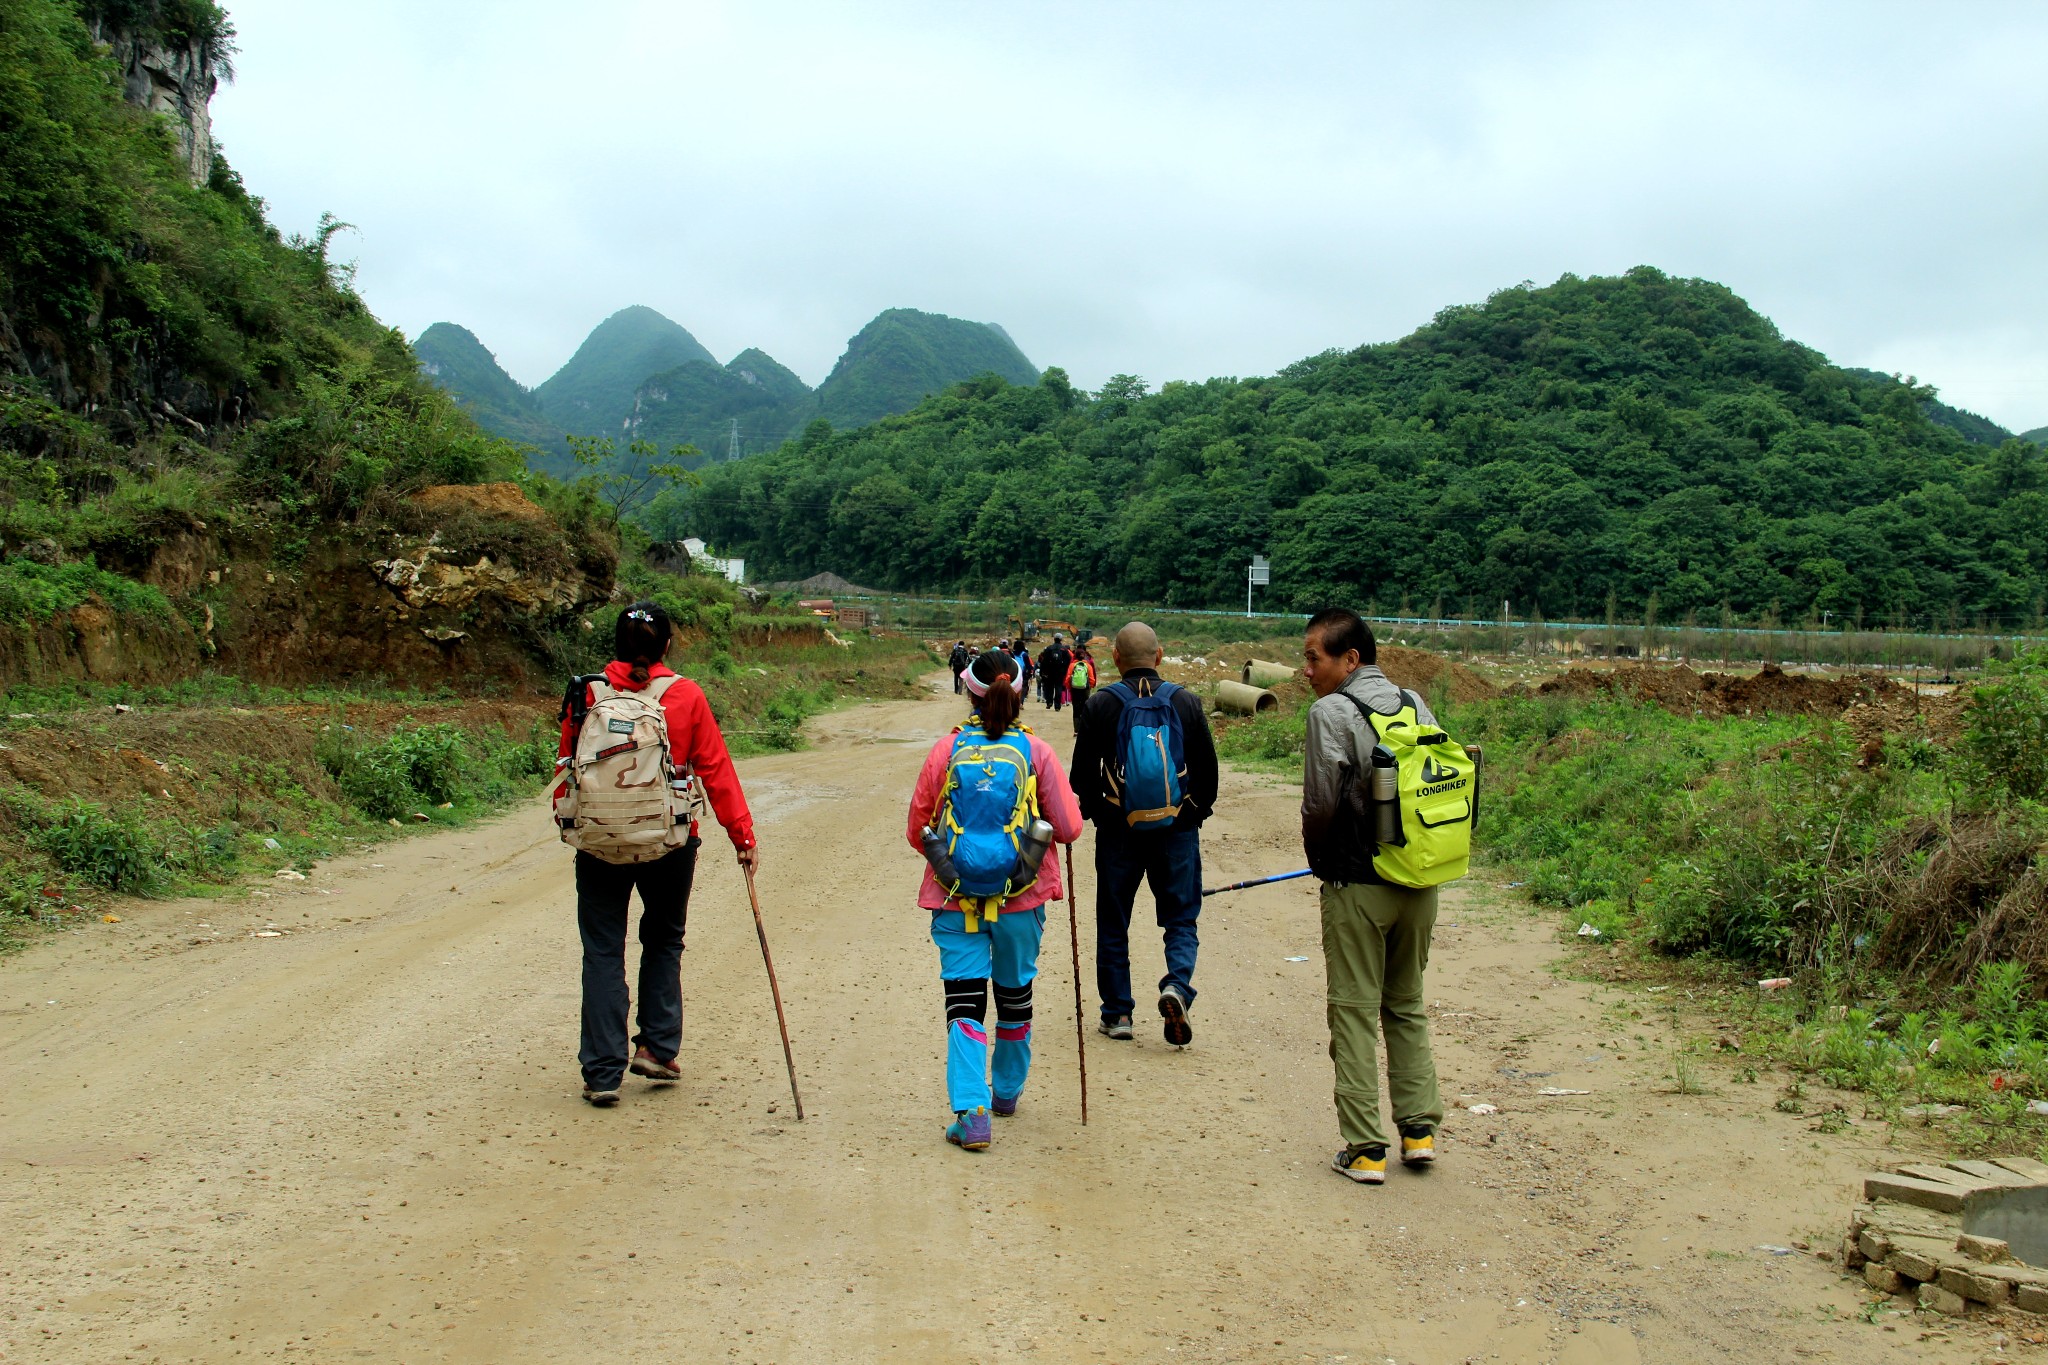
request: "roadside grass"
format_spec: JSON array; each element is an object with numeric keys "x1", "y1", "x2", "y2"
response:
[
  {"x1": 0, "y1": 632, "x2": 939, "y2": 952},
  {"x1": 0, "y1": 702, "x2": 555, "y2": 951},
  {"x1": 1208, "y1": 643, "x2": 2048, "y2": 1137}
]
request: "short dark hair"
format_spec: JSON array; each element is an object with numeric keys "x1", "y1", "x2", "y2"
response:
[{"x1": 1306, "y1": 607, "x2": 1375, "y2": 665}]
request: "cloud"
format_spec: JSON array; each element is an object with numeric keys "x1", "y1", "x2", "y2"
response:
[{"x1": 211, "y1": 0, "x2": 2048, "y2": 428}]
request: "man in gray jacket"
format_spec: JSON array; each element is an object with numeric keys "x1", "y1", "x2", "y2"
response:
[{"x1": 1300, "y1": 607, "x2": 1444, "y2": 1186}]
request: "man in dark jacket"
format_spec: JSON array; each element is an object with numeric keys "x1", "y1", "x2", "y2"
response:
[
  {"x1": 1069, "y1": 621, "x2": 1218, "y2": 1045},
  {"x1": 948, "y1": 641, "x2": 970, "y2": 694},
  {"x1": 1038, "y1": 637, "x2": 1071, "y2": 710}
]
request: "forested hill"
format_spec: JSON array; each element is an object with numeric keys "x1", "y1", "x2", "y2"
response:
[
  {"x1": 675, "y1": 269, "x2": 2046, "y2": 627},
  {"x1": 423, "y1": 305, "x2": 1038, "y2": 467},
  {"x1": 1840, "y1": 368, "x2": 2013, "y2": 447},
  {"x1": 415, "y1": 322, "x2": 566, "y2": 453},
  {"x1": 531, "y1": 305, "x2": 714, "y2": 436},
  {"x1": 810, "y1": 309, "x2": 1038, "y2": 426}
]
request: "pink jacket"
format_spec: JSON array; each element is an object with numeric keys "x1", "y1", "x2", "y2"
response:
[{"x1": 906, "y1": 722, "x2": 1084, "y2": 912}]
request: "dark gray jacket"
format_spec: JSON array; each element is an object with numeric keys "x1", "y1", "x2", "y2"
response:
[{"x1": 1301, "y1": 666, "x2": 1437, "y2": 883}]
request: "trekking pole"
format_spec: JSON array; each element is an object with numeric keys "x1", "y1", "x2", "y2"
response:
[
  {"x1": 1200, "y1": 868, "x2": 1313, "y2": 899},
  {"x1": 741, "y1": 863, "x2": 805, "y2": 1121},
  {"x1": 1064, "y1": 841, "x2": 1089, "y2": 1125}
]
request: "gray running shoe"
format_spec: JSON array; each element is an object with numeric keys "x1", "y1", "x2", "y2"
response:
[{"x1": 1158, "y1": 984, "x2": 1193, "y2": 1046}]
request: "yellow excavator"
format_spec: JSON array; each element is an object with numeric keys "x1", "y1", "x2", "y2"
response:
[{"x1": 1007, "y1": 616, "x2": 1087, "y2": 645}]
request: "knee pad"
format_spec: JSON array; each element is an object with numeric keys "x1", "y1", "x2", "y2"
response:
[
  {"x1": 944, "y1": 978, "x2": 988, "y2": 1025},
  {"x1": 993, "y1": 981, "x2": 1033, "y2": 1027}
]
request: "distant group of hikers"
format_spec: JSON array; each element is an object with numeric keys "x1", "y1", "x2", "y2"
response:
[
  {"x1": 947, "y1": 635, "x2": 1099, "y2": 725},
  {"x1": 554, "y1": 604, "x2": 1476, "y2": 1188}
]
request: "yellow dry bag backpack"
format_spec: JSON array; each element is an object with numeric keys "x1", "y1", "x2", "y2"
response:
[{"x1": 1343, "y1": 689, "x2": 1477, "y2": 888}]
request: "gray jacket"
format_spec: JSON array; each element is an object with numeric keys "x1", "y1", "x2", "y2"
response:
[{"x1": 1301, "y1": 666, "x2": 1437, "y2": 883}]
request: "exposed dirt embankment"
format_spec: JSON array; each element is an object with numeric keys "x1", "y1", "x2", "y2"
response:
[
  {"x1": 0, "y1": 482, "x2": 613, "y2": 691},
  {"x1": 1539, "y1": 661, "x2": 1953, "y2": 722}
]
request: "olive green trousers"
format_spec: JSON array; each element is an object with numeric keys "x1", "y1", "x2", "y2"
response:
[{"x1": 1320, "y1": 880, "x2": 1444, "y2": 1149}]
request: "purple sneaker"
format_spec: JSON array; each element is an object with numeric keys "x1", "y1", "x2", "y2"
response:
[
  {"x1": 992, "y1": 1094, "x2": 1019, "y2": 1118},
  {"x1": 945, "y1": 1107, "x2": 992, "y2": 1150}
]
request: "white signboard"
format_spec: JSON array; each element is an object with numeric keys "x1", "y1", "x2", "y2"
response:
[{"x1": 1249, "y1": 556, "x2": 1271, "y2": 586}]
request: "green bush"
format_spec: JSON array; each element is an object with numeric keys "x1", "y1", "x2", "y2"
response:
[
  {"x1": 319, "y1": 719, "x2": 549, "y2": 820},
  {"x1": 321, "y1": 721, "x2": 470, "y2": 819},
  {"x1": 1962, "y1": 644, "x2": 2048, "y2": 801},
  {"x1": 0, "y1": 558, "x2": 172, "y2": 624},
  {"x1": 24, "y1": 796, "x2": 167, "y2": 892}
]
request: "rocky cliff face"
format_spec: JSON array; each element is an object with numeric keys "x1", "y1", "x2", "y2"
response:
[{"x1": 93, "y1": 23, "x2": 218, "y2": 185}]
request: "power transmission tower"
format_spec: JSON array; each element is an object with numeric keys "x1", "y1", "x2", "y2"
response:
[{"x1": 728, "y1": 418, "x2": 740, "y2": 462}]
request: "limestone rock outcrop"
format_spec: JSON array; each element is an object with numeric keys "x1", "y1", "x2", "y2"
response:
[{"x1": 92, "y1": 22, "x2": 220, "y2": 185}]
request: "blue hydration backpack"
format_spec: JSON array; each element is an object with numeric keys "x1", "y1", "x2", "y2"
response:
[
  {"x1": 1106, "y1": 681, "x2": 1185, "y2": 830},
  {"x1": 938, "y1": 721, "x2": 1039, "y2": 897}
]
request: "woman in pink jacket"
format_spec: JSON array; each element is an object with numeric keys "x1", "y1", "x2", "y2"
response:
[{"x1": 906, "y1": 649, "x2": 1082, "y2": 1151}]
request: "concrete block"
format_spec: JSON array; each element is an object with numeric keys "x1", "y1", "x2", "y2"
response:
[
  {"x1": 1989, "y1": 1156, "x2": 2048, "y2": 1182},
  {"x1": 1956, "y1": 1233, "x2": 2010, "y2": 1263},
  {"x1": 1859, "y1": 1228, "x2": 1893, "y2": 1263},
  {"x1": 1896, "y1": 1163, "x2": 1999, "y2": 1193},
  {"x1": 1918, "y1": 1282, "x2": 1969, "y2": 1316},
  {"x1": 1864, "y1": 1261, "x2": 1905, "y2": 1294},
  {"x1": 1976, "y1": 1261, "x2": 2048, "y2": 1288},
  {"x1": 1938, "y1": 1266, "x2": 2013, "y2": 1306},
  {"x1": 1865, "y1": 1174, "x2": 1970, "y2": 1214},
  {"x1": 2016, "y1": 1283, "x2": 2048, "y2": 1315},
  {"x1": 1947, "y1": 1160, "x2": 2033, "y2": 1187},
  {"x1": 1889, "y1": 1236, "x2": 1959, "y2": 1283}
]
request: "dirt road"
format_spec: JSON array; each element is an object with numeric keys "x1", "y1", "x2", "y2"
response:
[{"x1": 0, "y1": 680, "x2": 2008, "y2": 1363}]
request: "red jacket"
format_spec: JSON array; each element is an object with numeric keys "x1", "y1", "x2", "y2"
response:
[{"x1": 556, "y1": 661, "x2": 756, "y2": 851}]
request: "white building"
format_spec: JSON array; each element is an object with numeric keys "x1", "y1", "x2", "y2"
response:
[{"x1": 681, "y1": 537, "x2": 745, "y2": 585}]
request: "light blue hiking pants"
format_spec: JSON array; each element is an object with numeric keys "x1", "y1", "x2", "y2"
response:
[{"x1": 931, "y1": 907, "x2": 1045, "y2": 1113}]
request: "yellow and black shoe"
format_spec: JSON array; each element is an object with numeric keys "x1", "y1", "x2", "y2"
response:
[
  {"x1": 1332, "y1": 1144, "x2": 1387, "y2": 1184},
  {"x1": 1399, "y1": 1125, "x2": 1436, "y2": 1167}
]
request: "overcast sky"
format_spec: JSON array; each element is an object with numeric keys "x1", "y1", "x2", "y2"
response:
[{"x1": 211, "y1": 1, "x2": 2048, "y2": 430}]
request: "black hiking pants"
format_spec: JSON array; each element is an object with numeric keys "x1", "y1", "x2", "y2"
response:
[{"x1": 575, "y1": 840, "x2": 699, "y2": 1089}]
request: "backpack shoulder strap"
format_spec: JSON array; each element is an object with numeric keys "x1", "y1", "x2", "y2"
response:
[
  {"x1": 1104, "y1": 679, "x2": 1134, "y2": 703},
  {"x1": 1154, "y1": 680, "x2": 1180, "y2": 701},
  {"x1": 646, "y1": 674, "x2": 681, "y2": 702}
]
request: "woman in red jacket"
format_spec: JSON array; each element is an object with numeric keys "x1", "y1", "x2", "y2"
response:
[{"x1": 556, "y1": 602, "x2": 757, "y2": 1107}]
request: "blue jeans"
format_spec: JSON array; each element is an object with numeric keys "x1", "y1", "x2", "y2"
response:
[
  {"x1": 931, "y1": 908, "x2": 1045, "y2": 1114},
  {"x1": 1093, "y1": 826, "x2": 1201, "y2": 1022}
]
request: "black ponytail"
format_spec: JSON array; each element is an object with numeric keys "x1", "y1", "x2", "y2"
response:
[
  {"x1": 614, "y1": 601, "x2": 673, "y2": 683},
  {"x1": 968, "y1": 650, "x2": 1021, "y2": 739}
]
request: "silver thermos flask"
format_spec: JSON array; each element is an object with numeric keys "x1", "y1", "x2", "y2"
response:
[
  {"x1": 1370, "y1": 744, "x2": 1400, "y2": 844},
  {"x1": 1011, "y1": 817, "x2": 1057, "y2": 884}
]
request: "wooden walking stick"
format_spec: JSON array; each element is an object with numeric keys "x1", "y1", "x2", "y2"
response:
[
  {"x1": 742, "y1": 863, "x2": 804, "y2": 1121},
  {"x1": 1065, "y1": 841, "x2": 1089, "y2": 1125}
]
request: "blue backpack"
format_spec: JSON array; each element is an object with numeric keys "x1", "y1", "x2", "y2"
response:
[
  {"x1": 1106, "y1": 681, "x2": 1186, "y2": 830},
  {"x1": 937, "y1": 721, "x2": 1039, "y2": 897}
]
